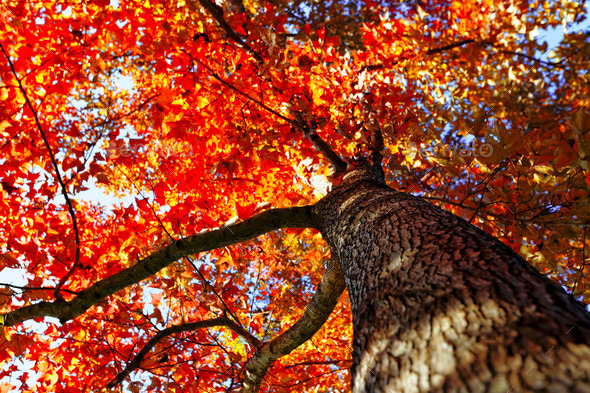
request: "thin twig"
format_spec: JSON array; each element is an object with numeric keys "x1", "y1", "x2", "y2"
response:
[
  {"x1": 289, "y1": 109, "x2": 349, "y2": 176},
  {"x1": 0, "y1": 44, "x2": 81, "y2": 300},
  {"x1": 107, "y1": 316, "x2": 261, "y2": 388},
  {"x1": 426, "y1": 39, "x2": 477, "y2": 55},
  {"x1": 0, "y1": 283, "x2": 78, "y2": 295},
  {"x1": 499, "y1": 50, "x2": 567, "y2": 69},
  {"x1": 468, "y1": 164, "x2": 502, "y2": 223},
  {"x1": 191, "y1": 55, "x2": 293, "y2": 124},
  {"x1": 359, "y1": 38, "x2": 480, "y2": 73},
  {"x1": 115, "y1": 162, "x2": 248, "y2": 329},
  {"x1": 189, "y1": 53, "x2": 348, "y2": 176}
]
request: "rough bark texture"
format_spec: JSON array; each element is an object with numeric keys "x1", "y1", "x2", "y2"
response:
[{"x1": 313, "y1": 165, "x2": 590, "y2": 393}]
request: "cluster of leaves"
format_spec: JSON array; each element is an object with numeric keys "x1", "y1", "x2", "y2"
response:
[{"x1": 0, "y1": 0, "x2": 589, "y2": 391}]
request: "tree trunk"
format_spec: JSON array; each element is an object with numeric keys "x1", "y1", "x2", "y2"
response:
[{"x1": 313, "y1": 165, "x2": 590, "y2": 393}]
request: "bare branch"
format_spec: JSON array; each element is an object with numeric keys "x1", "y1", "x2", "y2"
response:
[
  {"x1": 241, "y1": 257, "x2": 346, "y2": 392},
  {"x1": 0, "y1": 206, "x2": 317, "y2": 327},
  {"x1": 107, "y1": 316, "x2": 261, "y2": 388}
]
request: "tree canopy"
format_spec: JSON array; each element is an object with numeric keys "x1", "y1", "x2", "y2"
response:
[{"x1": 1, "y1": 0, "x2": 589, "y2": 391}]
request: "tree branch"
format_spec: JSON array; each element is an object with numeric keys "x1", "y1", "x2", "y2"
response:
[
  {"x1": 107, "y1": 316, "x2": 261, "y2": 388},
  {"x1": 425, "y1": 38, "x2": 476, "y2": 55},
  {"x1": 241, "y1": 256, "x2": 346, "y2": 392},
  {"x1": 0, "y1": 206, "x2": 317, "y2": 327},
  {"x1": 197, "y1": 0, "x2": 263, "y2": 63},
  {"x1": 191, "y1": 55, "x2": 348, "y2": 177},
  {"x1": 191, "y1": 55, "x2": 293, "y2": 124},
  {"x1": 468, "y1": 164, "x2": 504, "y2": 223},
  {"x1": 0, "y1": 44, "x2": 81, "y2": 300},
  {"x1": 289, "y1": 109, "x2": 349, "y2": 177},
  {"x1": 360, "y1": 94, "x2": 384, "y2": 169},
  {"x1": 0, "y1": 283, "x2": 78, "y2": 295},
  {"x1": 359, "y1": 38, "x2": 480, "y2": 73},
  {"x1": 498, "y1": 50, "x2": 567, "y2": 69}
]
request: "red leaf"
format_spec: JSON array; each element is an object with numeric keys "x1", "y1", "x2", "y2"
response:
[
  {"x1": 201, "y1": 214, "x2": 218, "y2": 227},
  {"x1": 136, "y1": 197, "x2": 149, "y2": 212},
  {"x1": 236, "y1": 203, "x2": 257, "y2": 221},
  {"x1": 153, "y1": 182, "x2": 169, "y2": 204}
]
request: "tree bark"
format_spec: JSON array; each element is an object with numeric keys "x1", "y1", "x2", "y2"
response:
[{"x1": 313, "y1": 164, "x2": 590, "y2": 393}]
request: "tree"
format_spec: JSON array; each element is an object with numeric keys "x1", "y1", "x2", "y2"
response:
[{"x1": 1, "y1": 0, "x2": 590, "y2": 391}]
